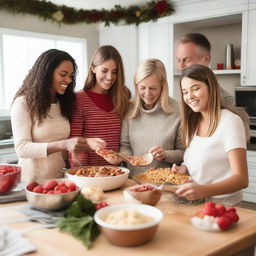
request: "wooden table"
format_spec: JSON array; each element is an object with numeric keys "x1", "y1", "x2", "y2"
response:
[{"x1": 1, "y1": 180, "x2": 256, "y2": 256}]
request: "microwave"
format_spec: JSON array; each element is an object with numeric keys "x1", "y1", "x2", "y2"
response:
[
  {"x1": 235, "y1": 86, "x2": 256, "y2": 150},
  {"x1": 235, "y1": 86, "x2": 256, "y2": 118}
]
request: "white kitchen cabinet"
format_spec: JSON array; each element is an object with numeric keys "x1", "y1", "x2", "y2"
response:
[
  {"x1": 243, "y1": 151, "x2": 256, "y2": 203},
  {"x1": 241, "y1": 10, "x2": 256, "y2": 86},
  {"x1": 99, "y1": 24, "x2": 137, "y2": 96},
  {"x1": 138, "y1": 22, "x2": 173, "y2": 95}
]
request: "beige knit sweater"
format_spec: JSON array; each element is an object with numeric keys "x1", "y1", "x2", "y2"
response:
[
  {"x1": 11, "y1": 96, "x2": 70, "y2": 183},
  {"x1": 120, "y1": 98, "x2": 184, "y2": 177}
]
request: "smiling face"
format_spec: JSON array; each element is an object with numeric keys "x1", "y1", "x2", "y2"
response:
[
  {"x1": 51, "y1": 60, "x2": 74, "y2": 102},
  {"x1": 137, "y1": 73, "x2": 162, "y2": 110},
  {"x1": 176, "y1": 42, "x2": 210, "y2": 70},
  {"x1": 181, "y1": 77, "x2": 209, "y2": 115},
  {"x1": 92, "y1": 59, "x2": 118, "y2": 94}
]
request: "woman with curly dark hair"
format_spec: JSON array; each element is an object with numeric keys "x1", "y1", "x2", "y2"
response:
[{"x1": 11, "y1": 49, "x2": 88, "y2": 183}]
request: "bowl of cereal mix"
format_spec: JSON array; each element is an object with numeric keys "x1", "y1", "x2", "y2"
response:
[
  {"x1": 64, "y1": 166, "x2": 129, "y2": 191},
  {"x1": 94, "y1": 203, "x2": 163, "y2": 246}
]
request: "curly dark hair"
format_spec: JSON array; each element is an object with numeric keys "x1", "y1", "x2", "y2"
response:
[{"x1": 13, "y1": 49, "x2": 77, "y2": 123}]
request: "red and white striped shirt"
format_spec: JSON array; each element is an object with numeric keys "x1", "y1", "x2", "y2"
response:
[{"x1": 69, "y1": 90, "x2": 121, "y2": 166}]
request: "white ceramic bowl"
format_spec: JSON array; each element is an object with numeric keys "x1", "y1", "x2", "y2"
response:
[
  {"x1": 94, "y1": 204, "x2": 163, "y2": 246},
  {"x1": 65, "y1": 166, "x2": 129, "y2": 191}
]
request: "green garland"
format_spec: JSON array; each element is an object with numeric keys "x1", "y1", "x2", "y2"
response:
[{"x1": 0, "y1": 0, "x2": 175, "y2": 26}]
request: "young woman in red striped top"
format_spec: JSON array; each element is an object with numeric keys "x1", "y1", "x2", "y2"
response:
[{"x1": 69, "y1": 45, "x2": 130, "y2": 166}]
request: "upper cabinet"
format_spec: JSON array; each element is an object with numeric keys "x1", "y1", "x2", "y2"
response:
[
  {"x1": 241, "y1": 9, "x2": 256, "y2": 86},
  {"x1": 99, "y1": 24, "x2": 137, "y2": 95},
  {"x1": 99, "y1": 0, "x2": 256, "y2": 99}
]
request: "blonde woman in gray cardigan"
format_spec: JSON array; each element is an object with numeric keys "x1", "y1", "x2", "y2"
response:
[{"x1": 120, "y1": 58, "x2": 184, "y2": 176}]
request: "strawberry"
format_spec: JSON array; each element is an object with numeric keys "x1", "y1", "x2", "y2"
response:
[
  {"x1": 33, "y1": 185, "x2": 43, "y2": 193},
  {"x1": 226, "y1": 207, "x2": 236, "y2": 212},
  {"x1": 65, "y1": 181, "x2": 77, "y2": 191},
  {"x1": 96, "y1": 202, "x2": 109, "y2": 210},
  {"x1": 215, "y1": 204, "x2": 226, "y2": 215},
  {"x1": 203, "y1": 202, "x2": 215, "y2": 208},
  {"x1": 43, "y1": 180, "x2": 58, "y2": 190},
  {"x1": 202, "y1": 206, "x2": 219, "y2": 217},
  {"x1": 217, "y1": 216, "x2": 231, "y2": 230},
  {"x1": 27, "y1": 181, "x2": 38, "y2": 191},
  {"x1": 223, "y1": 211, "x2": 239, "y2": 224},
  {"x1": 47, "y1": 190, "x2": 55, "y2": 194}
]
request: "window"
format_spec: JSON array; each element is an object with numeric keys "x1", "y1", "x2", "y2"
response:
[{"x1": 0, "y1": 28, "x2": 87, "y2": 115}]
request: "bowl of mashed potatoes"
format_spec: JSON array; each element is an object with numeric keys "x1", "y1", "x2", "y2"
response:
[{"x1": 94, "y1": 204, "x2": 163, "y2": 246}]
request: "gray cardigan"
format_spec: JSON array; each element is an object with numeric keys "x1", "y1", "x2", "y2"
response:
[{"x1": 120, "y1": 98, "x2": 184, "y2": 177}]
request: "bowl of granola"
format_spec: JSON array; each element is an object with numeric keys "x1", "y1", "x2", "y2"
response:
[{"x1": 64, "y1": 166, "x2": 130, "y2": 191}]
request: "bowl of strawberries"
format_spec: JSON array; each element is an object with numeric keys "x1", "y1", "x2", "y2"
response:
[
  {"x1": 25, "y1": 179, "x2": 80, "y2": 211},
  {"x1": 191, "y1": 201, "x2": 239, "y2": 231},
  {"x1": 0, "y1": 164, "x2": 21, "y2": 194}
]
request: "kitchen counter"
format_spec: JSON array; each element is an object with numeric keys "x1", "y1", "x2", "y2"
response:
[{"x1": 1, "y1": 180, "x2": 256, "y2": 256}]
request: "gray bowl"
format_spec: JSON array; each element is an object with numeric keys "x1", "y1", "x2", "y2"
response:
[{"x1": 25, "y1": 183, "x2": 80, "y2": 211}]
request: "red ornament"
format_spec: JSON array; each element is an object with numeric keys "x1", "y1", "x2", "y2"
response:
[{"x1": 154, "y1": 0, "x2": 169, "y2": 14}]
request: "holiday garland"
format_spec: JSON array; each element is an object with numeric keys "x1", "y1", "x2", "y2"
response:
[{"x1": 0, "y1": 0, "x2": 175, "y2": 26}]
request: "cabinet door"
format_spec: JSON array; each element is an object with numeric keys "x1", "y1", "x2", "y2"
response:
[
  {"x1": 99, "y1": 24, "x2": 137, "y2": 95},
  {"x1": 241, "y1": 10, "x2": 256, "y2": 86},
  {"x1": 138, "y1": 22, "x2": 174, "y2": 97}
]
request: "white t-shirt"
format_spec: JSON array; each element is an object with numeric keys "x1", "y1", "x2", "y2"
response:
[{"x1": 183, "y1": 109, "x2": 246, "y2": 205}]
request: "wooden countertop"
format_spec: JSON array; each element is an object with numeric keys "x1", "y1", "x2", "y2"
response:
[{"x1": 1, "y1": 180, "x2": 256, "y2": 256}]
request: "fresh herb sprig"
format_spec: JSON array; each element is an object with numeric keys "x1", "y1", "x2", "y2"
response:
[{"x1": 57, "y1": 194, "x2": 100, "y2": 249}]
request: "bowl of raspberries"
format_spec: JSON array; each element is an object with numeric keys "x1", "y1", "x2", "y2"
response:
[
  {"x1": 25, "y1": 179, "x2": 80, "y2": 211},
  {"x1": 191, "y1": 201, "x2": 239, "y2": 231}
]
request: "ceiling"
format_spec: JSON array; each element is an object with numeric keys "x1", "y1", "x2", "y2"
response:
[{"x1": 48, "y1": 0, "x2": 149, "y2": 10}]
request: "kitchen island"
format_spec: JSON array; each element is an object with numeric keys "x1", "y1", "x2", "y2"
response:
[{"x1": 0, "y1": 180, "x2": 256, "y2": 256}]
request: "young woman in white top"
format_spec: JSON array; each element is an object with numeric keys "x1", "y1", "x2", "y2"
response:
[
  {"x1": 174, "y1": 64, "x2": 249, "y2": 205},
  {"x1": 11, "y1": 49, "x2": 103, "y2": 183}
]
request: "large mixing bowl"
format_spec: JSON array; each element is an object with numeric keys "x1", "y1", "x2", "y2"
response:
[
  {"x1": 65, "y1": 166, "x2": 130, "y2": 191},
  {"x1": 94, "y1": 204, "x2": 163, "y2": 246},
  {"x1": 0, "y1": 164, "x2": 21, "y2": 194},
  {"x1": 25, "y1": 179, "x2": 80, "y2": 211}
]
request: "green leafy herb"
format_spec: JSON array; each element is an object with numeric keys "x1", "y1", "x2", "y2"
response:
[{"x1": 57, "y1": 194, "x2": 100, "y2": 249}]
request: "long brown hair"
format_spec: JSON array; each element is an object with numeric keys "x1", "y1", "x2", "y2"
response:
[
  {"x1": 84, "y1": 45, "x2": 130, "y2": 119},
  {"x1": 179, "y1": 64, "x2": 221, "y2": 147},
  {"x1": 180, "y1": 64, "x2": 250, "y2": 146},
  {"x1": 129, "y1": 58, "x2": 174, "y2": 119},
  {"x1": 13, "y1": 49, "x2": 77, "y2": 123}
]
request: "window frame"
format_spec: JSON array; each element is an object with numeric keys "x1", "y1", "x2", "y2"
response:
[{"x1": 0, "y1": 28, "x2": 87, "y2": 116}]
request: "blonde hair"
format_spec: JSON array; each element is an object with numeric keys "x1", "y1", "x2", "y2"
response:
[
  {"x1": 84, "y1": 45, "x2": 130, "y2": 119},
  {"x1": 180, "y1": 64, "x2": 250, "y2": 146},
  {"x1": 129, "y1": 58, "x2": 174, "y2": 119}
]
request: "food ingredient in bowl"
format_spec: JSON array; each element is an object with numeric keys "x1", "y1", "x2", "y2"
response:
[
  {"x1": 68, "y1": 166, "x2": 124, "y2": 177},
  {"x1": 0, "y1": 164, "x2": 21, "y2": 194},
  {"x1": 81, "y1": 186, "x2": 105, "y2": 202},
  {"x1": 104, "y1": 209, "x2": 155, "y2": 226},
  {"x1": 134, "y1": 167, "x2": 191, "y2": 184},
  {"x1": 123, "y1": 184, "x2": 162, "y2": 206},
  {"x1": 27, "y1": 179, "x2": 78, "y2": 194}
]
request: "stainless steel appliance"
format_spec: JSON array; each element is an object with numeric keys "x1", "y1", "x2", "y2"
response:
[{"x1": 235, "y1": 86, "x2": 256, "y2": 150}]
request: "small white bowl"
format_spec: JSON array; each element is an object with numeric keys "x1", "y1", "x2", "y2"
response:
[
  {"x1": 94, "y1": 204, "x2": 163, "y2": 246},
  {"x1": 65, "y1": 166, "x2": 129, "y2": 191}
]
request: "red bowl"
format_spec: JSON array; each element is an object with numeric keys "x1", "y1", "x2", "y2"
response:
[{"x1": 0, "y1": 164, "x2": 21, "y2": 194}]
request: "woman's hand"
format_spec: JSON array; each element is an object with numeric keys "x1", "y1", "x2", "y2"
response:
[
  {"x1": 64, "y1": 137, "x2": 88, "y2": 153},
  {"x1": 175, "y1": 183, "x2": 207, "y2": 201},
  {"x1": 149, "y1": 145, "x2": 166, "y2": 161},
  {"x1": 86, "y1": 138, "x2": 107, "y2": 151},
  {"x1": 171, "y1": 164, "x2": 188, "y2": 175}
]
